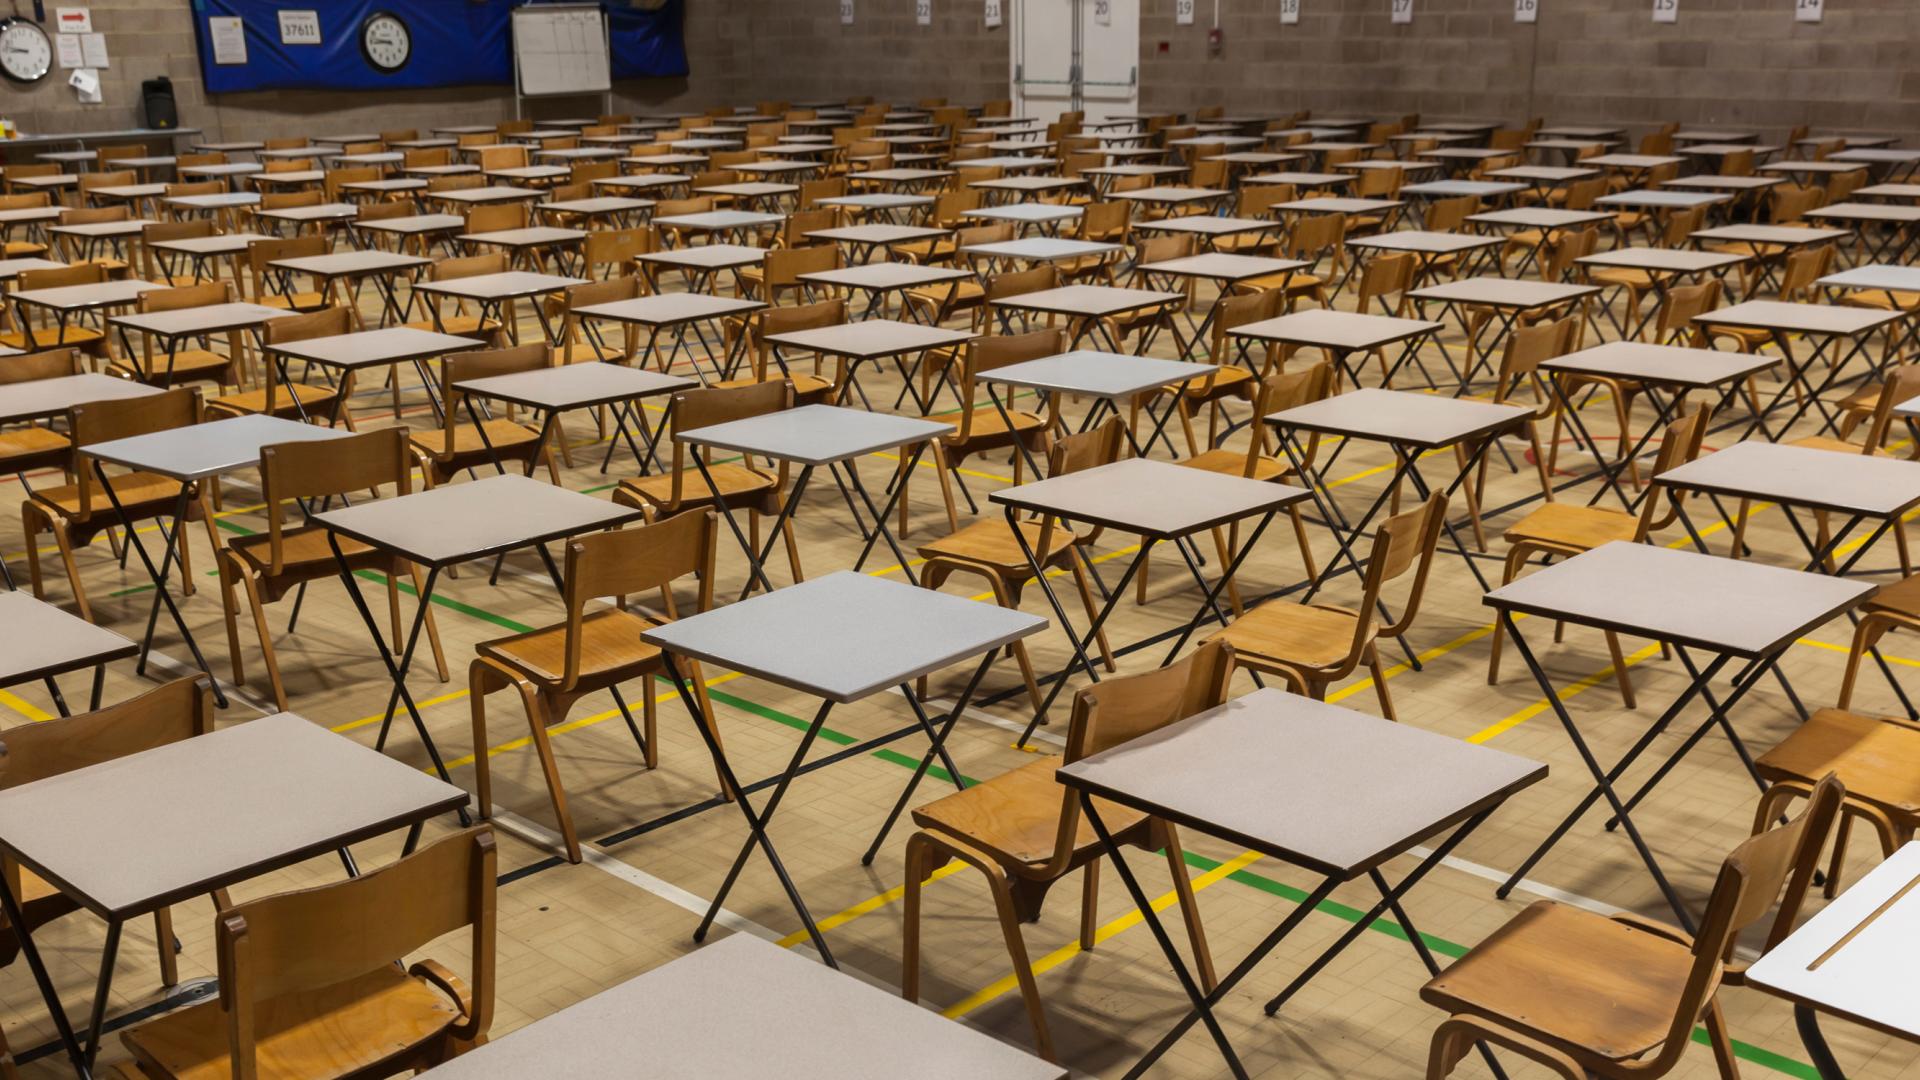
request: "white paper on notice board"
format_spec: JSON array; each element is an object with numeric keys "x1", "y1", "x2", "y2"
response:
[
  {"x1": 55, "y1": 33, "x2": 83, "y2": 69},
  {"x1": 840, "y1": 0, "x2": 855, "y2": 24},
  {"x1": 80, "y1": 33, "x2": 107, "y2": 68},
  {"x1": 209, "y1": 16, "x2": 248, "y2": 65},
  {"x1": 54, "y1": 7, "x2": 91, "y2": 33}
]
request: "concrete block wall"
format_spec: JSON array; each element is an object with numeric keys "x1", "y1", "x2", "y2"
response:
[{"x1": 744, "y1": 0, "x2": 1008, "y2": 108}]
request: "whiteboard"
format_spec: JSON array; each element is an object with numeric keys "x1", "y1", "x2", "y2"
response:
[{"x1": 512, "y1": 5, "x2": 611, "y2": 98}]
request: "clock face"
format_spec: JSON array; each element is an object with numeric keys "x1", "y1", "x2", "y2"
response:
[
  {"x1": 0, "y1": 19, "x2": 52, "y2": 84},
  {"x1": 360, "y1": 12, "x2": 411, "y2": 73}
]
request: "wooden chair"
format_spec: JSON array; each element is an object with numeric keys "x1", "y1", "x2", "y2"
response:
[
  {"x1": 901, "y1": 223, "x2": 1010, "y2": 326},
  {"x1": 245, "y1": 234, "x2": 330, "y2": 311},
  {"x1": 613, "y1": 381, "x2": 805, "y2": 585},
  {"x1": 219, "y1": 427, "x2": 447, "y2": 712},
  {"x1": 930, "y1": 328, "x2": 1061, "y2": 531},
  {"x1": 1165, "y1": 288, "x2": 1286, "y2": 453},
  {"x1": 23, "y1": 388, "x2": 220, "y2": 621},
  {"x1": 0, "y1": 674, "x2": 218, "y2": 1069},
  {"x1": 1762, "y1": 364, "x2": 1920, "y2": 577},
  {"x1": 402, "y1": 253, "x2": 510, "y2": 344},
  {"x1": 0, "y1": 349, "x2": 85, "y2": 490},
  {"x1": 916, "y1": 417, "x2": 1125, "y2": 715},
  {"x1": 0, "y1": 193, "x2": 52, "y2": 257},
  {"x1": 1423, "y1": 774, "x2": 1843, "y2": 1080},
  {"x1": 118, "y1": 826, "x2": 497, "y2": 1080},
  {"x1": 714, "y1": 298, "x2": 845, "y2": 404},
  {"x1": 207, "y1": 306, "x2": 356, "y2": 427},
  {"x1": 0, "y1": 263, "x2": 108, "y2": 357},
  {"x1": 1474, "y1": 318, "x2": 1574, "y2": 526},
  {"x1": 550, "y1": 275, "x2": 641, "y2": 366},
  {"x1": 903, "y1": 639, "x2": 1232, "y2": 1061},
  {"x1": 410, "y1": 343, "x2": 559, "y2": 485},
  {"x1": 471, "y1": 509, "x2": 729, "y2": 863},
  {"x1": 1486, "y1": 404, "x2": 1711, "y2": 703},
  {"x1": 1208, "y1": 490, "x2": 1446, "y2": 719},
  {"x1": 106, "y1": 281, "x2": 244, "y2": 391}
]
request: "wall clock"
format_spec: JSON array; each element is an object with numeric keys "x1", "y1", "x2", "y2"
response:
[
  {"x1": 0, "y1": 18, "x2": 53, "y2": 85},
  {"x1": 360, "y1": 10, "x2": 412, "y2": 73}
]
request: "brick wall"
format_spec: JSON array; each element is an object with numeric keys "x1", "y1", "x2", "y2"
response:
[{"x1": 744, "y1": 0, "x2": 1008, "y2": 108}]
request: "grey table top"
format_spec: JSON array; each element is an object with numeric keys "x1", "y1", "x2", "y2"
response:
[
  {"x1": 1409, "y1": 277, "x2": 1600, "y2": 308},
  {"x1": 815, "y1": 193, "x2": 935, "y2": 210},
  {"x1": 799, "y1": 262, "x2": 972, "y2": 290},
  {"x1": 980, "y1": 350, "x2": 1217, "y2": 398},
  {"x1": 1542, "y1": 341, "x2": 1777, "y2": 387},
  {"x1": 992, "y1": 284, "x2": 1186, "y2": 318},
  {"x1": 0, "y1": 712, "x2": 467, "y2": 919},
  {"x1": 414, "y1": 926, "x2": 1067, "y2": 1076},
  {"x1": 990, "y1": 456, "x2": 1307, "y2": 537},
  {"x1": 414, "y1": 271, "x2": 585, "y2": 301},
  {"x1": 642, "y1": 570, "x2": 1046, "y2": 704},
  {"x1": 455, "y1": 361, "x2": 694, "y2": 411},
  {"x1": 576, "y1": 292, "x2": 766, "y2": 325},
  {"x1": 255, "y1": 203, "x2": 358, "y2": 222},
  {"x1": 1535, "y1": 125, "x2": 1627, "y2": 138},
  {"x1": 0, "y1": 591, "x2": 137, "y2": 686},
  {"x1": 764, "y1": 319, "x2": 973, "y2": 359},
  {"x1": 1267, "y1": 386, "x2": 1530, "y2": 448},
  {"x1": 269, "y1": 250, "x2": 431, "y2": 277},
  {"x1": 1760, "y1": 161, "x2": 1874, "y2": 175},
  {"x1": 963, "y1": 238, "x2": 1123, "y2": 261},
  {"x1": 51, "y1": 219, "x2": 154, "y2": 238},
  {"x1": 1691, "y1": 299, "x2": 1901, "y2": 336},
  {"x1": 1139, "y1": 252, "x2": 1304, "y2": 279},
  {"x1": 1134, "y1": 215, "x2": 1281, "y2": 238},
  {"x1": 1230, "y1": 309, "x2": 1442, "y2": 351},
  {"x1": 1831, "y1": 149, "x2": 1920, "y2": 163},
  {"x1": 457, "y1": 226, "x2": 587, "y2": 248},
  {"x1": 1577, "y1": 247, "x2": 1747, "y2": 273},
  {"x1": 1484, "y1": 540, "x2": 1873, "y2": 656},
  {"x1": 969, "y1": 176, "x2": 1088, "y2": 194},
  {"x1": 351, "y1": 213, "x2": 466, "y2": 235},
  {"x1": 266, "y1": 327, "x2": 484, "y2": 370},
  {"x1": 963, "y1": 203, "x2": 1085, "y2": 224},
  {"x1": 804, "y1": 224, "x2": 948, "y2": 245},
  {"x1": 108, "y1": 301, "x2": 297, "y2": 338},
  {"x1": 1271, "y1": 197, "x2": 1404, "y2": 215},
  {"x1": 1486, "y1": 166, "x2": 1603, "y2": 183},
  {"x1": 431, "y1": 186, "x2": 542, "y2": 205},
  {"x1": 637, "y1": 244, "x2": 769, "y2": 270},
  {"x1": 86, "y1": 414, "x2": 348, "y2": 481},
  {"x1": 1352, "y1": 230, "x2": 1505, "y2": 255},
  {"x1": 1110, "y1": 186, "x2": 1232, "y2": 205},
  {"x1": 316, "y1": 473, "x2": 641, "y2": 568},
  {"x1": 1655, "y1": 440, "x2": 1920, "y2": 518},
  {"x1": 1851, "y1": 184, "x2": 1920, "y2": 199},
  {"x1": 1399, "y1": 181, "x2": 1528, "y2": 198},
  {"x1": 680, "y1": 403, "x2": 951, "y2": 465},
  {"x1": 0, "y1": 372, "x2": 160, "y2": 424},
  {"x1": 1585, "y1": 154, "x2": 1686, "y2": 169},
  {"x1": 1469, "y1": 208, "x2": 1616, "y2": 228},
  {"x1": 1690, "y1": 224, "x2": 1850, "y2": 245},
  {"x1": 0, "y1": 258, "x2": 67, "y2": 281},
  {"x1": 1593, "y1": 190, "x2": 1729, "y2": 209},
  {"x1": 1806, "y1": 202, "x2": 1920, "y2": 224},
  {"x1": 654, "y1": 210, "x2": 785, "y2": 231},
  {"x1": 1057, "y1": 688, "x2": 1547, "y2": 879},
  {"x1": 538, "y1": 196, "x2": 655, "y2": 215},
  {"x1": 1662, "y1": 176, "x2": 1785, "y2": 192},
  {"x1": 146, "y1": 232, "x2": 270, "y2": 256},
  {"x1": 161, "y1": 193, "x2": 263, "y2": 214},
  {"x1": 12, "y1": 280, "x2": 160, "y2": 311},
  {"x1": 1821, "y1": 265, "x2": 1920, "y2": 292}
]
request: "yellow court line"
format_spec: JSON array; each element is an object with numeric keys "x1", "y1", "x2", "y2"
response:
[
  {"x1": 776, "y1": 859, "x2": 972, "y2": 949},
  {"x1": 0, "y1": 690, "x2": 52, "y2": 723},
  {"x1": 943, "y1": 850, "x2": 1264, "y2": 1019}
]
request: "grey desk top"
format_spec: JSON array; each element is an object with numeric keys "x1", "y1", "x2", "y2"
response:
[
  {"x1": 699, "y1": 182, "x2": 800, "y2": 199},
  {"x1": 250, "y1": 171, "x2": 328, "y2": 187},
  {"x1": 404, "y1": 164, "x2": 483, "y2": 177},
  {"x1": 980, "y1": 350, "x2": 1217, "y2": 398},
  {"x1": 1692, "y1": 300, "x2": 1900, "y2": 336},
  {"x1": 109, "y1": 301, "x2": 297, "y2": 338},
  {"x1": 1230, "y1": 309, "x2": 1442, "y2": 351},
  {"x1": 457, "y1": 226, "x2": 587, "y2": 248},
  {"x1": 1079, "y1": 164, "x2": 1188, "y2": 178},
  {"x1": 431, "y1": 186, "x2": 542, "y2": 205},
  {"x1": 1679, "y1": 143, "x2": 1782, "y2": 157},
  {"x1": 316, "y1": 473, "x2": 642, "y2": 567},
  {"x1": 1807, "y1": 202, "x2": 1920, "y2": 224},
  {"x1": 256, "y1": 203, "x2": 358, "y2": 222},
  {"x1": 538, "y1": 196, "x2": 655, "y2": 215},
  {"x1": 1486, "y1": 166, "x2": 1603, "y2": 182},
  {"x1": 1542, "y1": 341, "x2": 1777, "y2": 387},
  {"x1": 799, "y1": 262, "x2": 972, "y2": 290},
  {"x1": 1399, "y1": 180, "x2": 1528, "y2": 198},
  {"x1": 637, "y1": 244, "x2": 769, "y2": 270},
  {"x1": 1585, "y1": 154, "x2": 1686, "y2": 169},
  {"x1": 1058, "y1": 688, "x2": 1546, "y2": 879},
  {"x1": 1662, "y1": 176, "x2": 1785, "y2": 192},
  {"x1": 1110, "y1": 186, "x2": 1232, "y2": 204},
  {"x1": 990, "y1": 456, "x2": 1307, "y2": 537},
  {"x1": 1409, "y1": 277, "x2": 1600, "y2": 308},
  {"x1": 1760, "y1": 161, "x2": 1874, "y2": 175},
  {"x1": 1852, "y1": 184, "x2": 1920, "y2": 199},
  {"x1": 0, "y1": 372, "x2": 160, "y2": 424},
  {"x1": 1267, "y1": 387, "x2": 1530, "y2": 448},
  {"x1": 0, "y1": 712, "x2": 466, "y2": 919},
  {"x1": 1139, "y1": 252, "x2": 1305, "y2": 279},
  {"x1": 163, "y1": 192, "x2": 261, "y2": 210},
  {"x1": 1351, "y1": 230, "x2": 1505, "y2": 255},
  {"x1": 482, "y1": 166, "x2": 571, "y2": 183},
  {"x1": 642, "y1": 570, "x2": 1045, "y2": 704},
  {"x1": 12, "y1": 279, "x2": 159, "y2": 310},
  {"x1": 1135, "y1": 215, "x2": 1280, "y2": 237},
  {"x1": 455, "y1": 361, "x2": 694, "y2": 411},
  {"x1": 804, "y1": 224, "x2": 948, "y2": 246},
  {"x1": 1577, "y1": 247, "x2": 1746, "y2": 273},
  {"x1": 86, "y1": 414, "x2": 347, "y2": 480},
  {"x1": 969, "y1": 177, "x2": 1087, "y2": 194},
  {"x1": 679, "y1": 403, "x2": 951, "y2": 465},
  {"x1": 1821, "y1": 265, "x2": 1920, "y2": 292},
  {"x1": 414, "y1": 271, "x2": 584, "y2": 301},
  {"x1": 340, "y1": 179, "x2": 428, "y2": 194},
  {"x1": 963, "y1": 238, "x2": 1122, "y2": 261},
  {"x1": 575, "y1": 294, "x2": 766, "y2": 327},
  {"x1": 270, "y1": 250, "x2": 431, "y2": 277},
  {"x1": 1484, "y1": 540, "x2": 1872, "y2": 656},
  {"x1": 846, "y1": 168, "x2": 953, "y2": 183},
  {"x1": 147, "y1": 232, "x2": 270, "y2": 256},
  {"x1": 1690, "y1": 224, "x2": 1850, "y2": 245},
  {"x1": 178, "y1": 162, "x2": 264, "y2": 176},
  {"x1": 1831, "y1": 149, "x2": 1920, "y2": 163},
  {"x1": 266, "y1": 327, "x2": 484, "y2": 370},
  {"x1": 1593, "y1": 190, "x2": 1729, "y2": 209},
  {"x1": 963, "y1": 203, "x2": 1085, "y2": 224},
  {"x1": 764, "y1": 319, "x2": 973, "y2": 359},
  {"x1": 1745, "y1": 840, "x2": 1920, "y2": 1043},
  {"x1": 51, "y1": 219, "x2": 154, "y2": 238},
  {"x1": 654, "y1": 210, "x2": 785, "y2": 231},
  {"x1": 1655, "y1": 440, "x2": 1920, "y2": 518},
  {"x1": 1469, "y1": 208, "x2": 1616, "y2": 228},
  {"x1": 1535, "y1": 125, "x2": 1627, "y2": 138},
  {"x1": 0, "y1": 207, "x2": 64, "y2": 224},
  {"x1": 992, "y1": 284, "x2": 1186, "y2": 318},
  {"x1": 816, "y1": 193, "x2": 935, "y2": 210},
  {"x1": 0, "y1": 591, "x2": 137, "y2": 686},
  {"x1": 351, "y1": 213, "x2": 466, "y2": 235},
  {"x1": 1271, "y1": 197, "x2": 1404, "y2": 214},
  {"x1": 0, "y1": 257, "x2": 68, "y2": 281}
]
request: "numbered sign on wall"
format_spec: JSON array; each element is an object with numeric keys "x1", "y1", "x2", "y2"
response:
[
  {"x1": 1514, "y1": 0, "x2": 1537, "y2": 22},
  {"x1": 1094, "y1": 0, "x2": 1111, "y2": 26},
  {"x1": 840, "y1": 0, "x2": 854, "y2": 24},
  {"x1": 1281, "y1": 0, "x2": 1300, "y2": 23},
  {"x1": 1391, "y1": 0, "x2": 1413, "y2": 23},
  {"x1": 1652, "y1": 0, "x2": 1677, "y2": 21},
  {"x1": 985, "y1": 0, "x2": 1001, "y2": 27},
  {"x1": 917, "y1": 0, "x2": 932, "y2": 25},
  {"x1": 1795, "y1": 0, "x2": 1822, "y2": 21},
  {"x1": 1176, "y1": 0, "x2": 1195, "y2": 24}
]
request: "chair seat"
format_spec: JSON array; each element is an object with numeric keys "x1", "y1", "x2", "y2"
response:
[
  {"x1": 208, "y1": 381, "x2": 341, "y2": 419},
  {"x1": 227, "y1": 526, "x2": 382, "y2": 579},
  {"x1": 891, "y1": 237, "x2": 957, "y2": 264},
  {"x1": 918, "y1": 518, "x2": 1077, "y2": 572},
  {"x1": 2, "y1": 240, "x2": 46, "y2": 258},
  {"x1": 108, "y1": 348, "x2": 233, "y2": 385},
  {"x1": 257, "y1": 291, "x2": 329, "y2": 312},
  {"x1": 1502, "y1": 503, "x2": 1637, "y2": 551},
  {"x1": 121, "y1": 965, "x2": 460, "y2": 1080},
  {"x1": 403, "y1": 314, "x2": 502, "y2": 339},
  {"x1": 553, "y1": 338, "x2": 627, "y2": 364},
  {"x1": 1755, "y1": 707, "x2": 1920, "y2": 817},
  {"x1": 909, "y1": 279, "x2": 983, "y2": 309},
  {"x1": 1210, "y1": 601, "x2": 1359, "y2": 673},
  {"x1": 1174, "y1": 365, "x2": 1257, "y2": 402},
  {"x1": 1841, "y1": 289, "x2": 1920, "y2": 312},
  {"x1": 0, "y1": 425, "x2": 70, "y2": 465},
  {"x1": 946, "y1": 406, "x2": 1046, "y2": 442},
  {"x1": 478, "y1": 607, "x2": 665, "y2": 686},
  {"x1": 410, "y1": 419, "x2": 541, "y2": 461},
  {"x1": 1787, "y1": 435, "x2": 1878, "y2": 456},
  {"x1": 1420, "y1": 900, "x2": 1697, "y2": 1065},
  {"x1": 619, "y1": 461, "x2": 778, "y2": 508},
  {"x1": 1178, "y1": 447, "x2": 1289, "y2": 483},
  {"x1": 1246, "y1": 269, "x2": 1325, "y2": 295},
  {"x1": 0, "y1": 326, "x2": 103, "y2": 351},
  {"x1": 912, "y1": 755, "x2": 1144, "y2": 868},
  {"x1": 1863, "y1": 571, "x2": 1920, "y2": 618},
  {"x1": 32, "y1": 471, "x2": 184, "y2": 518},
  {"x1": 711, "y1": 370, "x2": 835, "y2": 398},
  {"x1": 1587, "y1": 267, "x2": 1654, "y2": 290}
]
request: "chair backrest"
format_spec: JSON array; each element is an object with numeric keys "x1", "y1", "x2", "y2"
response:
[
  {"x1": 465, "y1": 202, "x2": 528, "y2": 235},
  {"x1": 259, "y1": 426, "x2": 414, "y2": 574},
  {"x1": 570, "y1": 161, "x2": 617, "y2": 184},
  {"x1": 259, "y1": 190, "x2": 322, "y2": 212},
  {"x1": 215, "y1": 826, "x2": 496, "y2": 1078},
  {"x1": 0, "y1": 676, "x2": 215, "y2": 792},
  {"x1": 1423, "y1": 194, "x2": 1478, "y2": 233},
  {"x1": 1635, "y1": 402, "x2": 1711, "y2": 537},
  {"x1": 1353, "y1": 166, "x2": 1403, "y2": 198},
  {"x1": 1496, "y1": 315, "x2": 1579, "y2": 411},
  {"x1": 1639, "y1": 131, "x2": 1675, "y2": 155},
  {"x1": 1658, "y1": 278, "x2": 1721, "y2": 344},
  {"x1": 1209, "y1": 289, "x2": 1285, "y2": 365},
  {"x1": 554, "y1": 275, "x2": 641, "y2": 362},
  {"x1": 762, "y1": 243, "x2": 840, "y2": 293},
  {"x1": 405, "y1": 148, "x2": 452, "y2": 169},
  {"x1": 559, "y1": 509, "x2": 718, "y2": 688},
  {"x1": 427, "y1": 251, "x2": 509, "y2": 284},
  {"x1": 437, "y1": 343, "x2": 550, "y2": 456},
  {"x1": 0, "y1": 347, "x2": 83, "y2": 385},
  {"x1": 1852, "y1": 364, "x2": 1920, "y2": 453},
  {"x1": 1719, "y1": 148, "x2": 1756, "y2": 177},
  {"x1": 428, "y1": 173, "x2": 484, "y2": 194},
  {"x1": 1541, "y1": 226, "x2": 1600, "y2": 282},
  {"x1": 20, "y1": 262, "x2": 106, "y2": 291},
  {"x1": 72, "y1": 387, "x2": 201, "y2": 518},
  {"x1": 1355, "y1": 252, "x2": 1416, "y2": 315},
  {"x1": 1771, "y1": 183, "x2": 1826, "y2": 224},
  {"x1": 664, "y1": 380, "x2": 793, "y2": 501},
  {"x1": 584, "y1": 227, "x2": 656, "y2": 277},
  {"x1": 1242, "y1": 360, "x2": 1334, "y2": 473},
  {"x1": 1284, "y1": 211, "x2": 1345, "y2": 263},
  {"x1": 263, "y1": 158, "x2": 315, "y2": 174},
  {"x1": 1778, "y1": 243, "x2": 1835, "y2": 300},
  {"x1": 1345, "y1": 491, "x2": 1450, "y2": 661},
  {"x1": 478, "y1": 145, "x2": 528, "y2": 171},
  {"x1": 799, "y1": 178, "x2": 847, "y2": 207}
]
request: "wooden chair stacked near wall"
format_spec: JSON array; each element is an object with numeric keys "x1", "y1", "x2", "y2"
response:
[
  {"x1": 470, "y1": 509, "x2": 731, "y2": 863},
  {"x1": 903, "y1": 639, "x2": 1234, "y2": 1062}
]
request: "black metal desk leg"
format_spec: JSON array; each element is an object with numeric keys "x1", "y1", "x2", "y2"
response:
[
  {"x1": 862, "y1": 651, "x2": 997, "y2": 864},
  {"x1": 1796, "y1": 1004, "x2": 1848, "y2": 1080}
]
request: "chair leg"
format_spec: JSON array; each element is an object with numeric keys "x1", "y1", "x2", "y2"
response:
[
  {"x1": 1702, "y1": 996, "x2": 1742, "y2": 1080},
  {"x1": 1824, "y1": 810, "x2": 1854, "y2": 900},
  {"x1": 409, "y1": 562, "x2": 451, "y2": 683},
  {"x1": 1368, "y1": 645, "x2": 1397, "y2": 721},
  {"x1": 1486, "y1": 547, "x2": 1530, "y2": 686},
  {"x1": 641, "y1": 679, "x2": 660, "y2": 769},
  {"x1": 1730, "y1": 498, "x2": 1753, "y2": 560},
  {"x1": 151, "y1": 906, "x2": 178, "y2": 989},
  {"x1": 1069, "y1": 552, "x2": 1117, "y2": 672},
  {"x1": 1603, "y1": 629, "x2": 1637, "y2": 709},
  {"x1": 1078, "y1": 857, "x2": 1100, "y2": 950},
  {"x1": 1836, "y1": 615, "x2": 1889, "y2": 710},
  {"x1": 1134, "y1": 544, "x2": 1151, "y2": 605},
  {"x1": 902, "y1": 832, "x2": 933, "y2": 1004},
  {"x1": 1209, "y1": 525, "x2": 1243, "y2": 617},
  {"x1": 1159, "y1": 824, "x2": 1218, "y2": 992},
  {"x1": 932, "y1": 442, "x2": 960, "y2": 533},
  {"x1": 217, "y1": 554, "x2": 246, "y2": 690},
  {"x1": 237, "y1": 568, "x2": 287, "y2": 713},
  {"x1": 1286, "y1": 506, "x2": 1317, "y2": 580},
  {"x1": 520, "y1": 681, "x2": 579, "y2": 864},
  {"x1": 50, "y1": 515, "x2": 92, "y2": 622},
  {"x1": 683, "y1": 658, "x2": 731, "y2": 802},
  {"x1": 780, "y1": 515, "x2": 804, "y2": 584}
]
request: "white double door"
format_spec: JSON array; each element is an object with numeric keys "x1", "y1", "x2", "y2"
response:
[{"x1": 1009, "y1": 0, "x2": 1139, "y2": 124}]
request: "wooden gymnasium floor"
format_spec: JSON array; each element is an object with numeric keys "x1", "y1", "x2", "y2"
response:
[{"x1": 4, "y1": 249, "x2": 1920, "y2": 1080}]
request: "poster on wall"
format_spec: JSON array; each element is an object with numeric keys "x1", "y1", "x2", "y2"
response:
[
  {"x1": 1280, "y1": 0, "x2": 1300, "y2": 24},
  {"x1": 1652, "y1": 0, "x2": 1677, "y2": 21},
  {"x1": 1514, "y1": 0, "x2": 1537, "y2": 22},
  {"x1": 208, "y1": 15, "x2": 247, "y2": 64},
  {"x1": 54, "y1": 8, "x2": 91, "y2": 33},
  {"x1": 277, "y1": 10, "x2": 321, "y2": 44},
  {"x1": 1795, "y1": 0, "x2": 1822, "y2": 21},
  {"x1": 985, "y1": 0, "x2": 1001, "y2": 27},
  {"x1": 1391, "y1": 0, "x2": 1412, "y2": 23}
]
